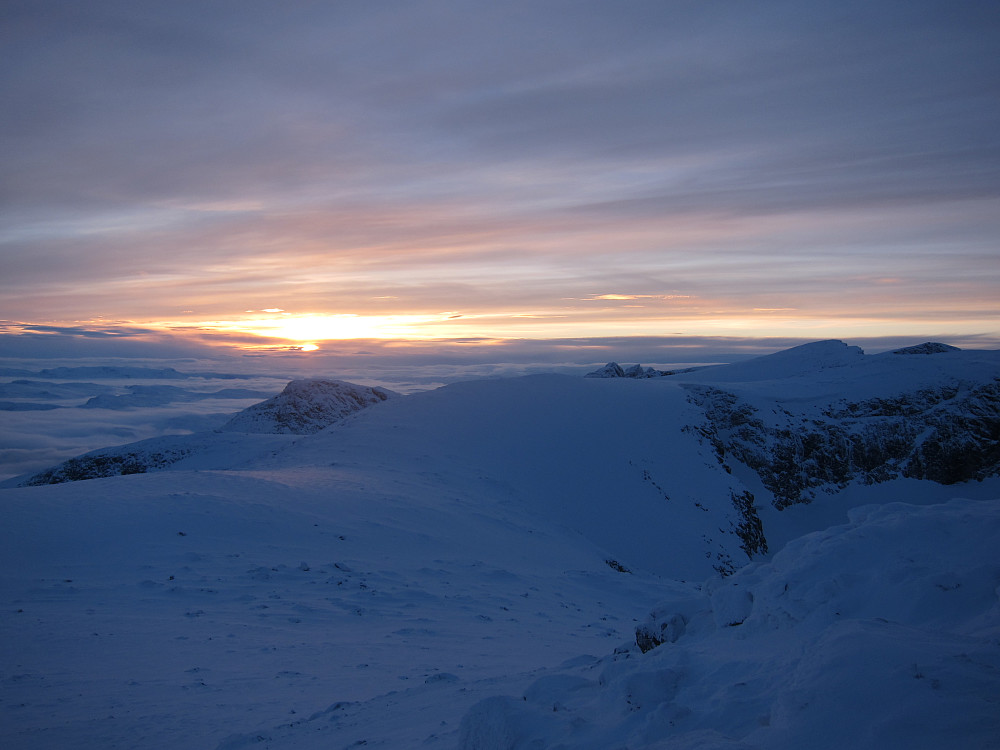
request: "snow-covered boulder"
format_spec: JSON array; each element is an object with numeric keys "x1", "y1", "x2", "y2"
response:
[{"x1": 218, "y1": 379, "x2": 395, "y2": 434}]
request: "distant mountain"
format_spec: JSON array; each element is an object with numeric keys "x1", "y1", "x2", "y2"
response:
[
  {"x1": 5, "y1": 365, "x2": 261, "y2": 380},
  {"x1": 218, "y1": 379, "x2": 396, "y2": 434},
  {"x1": 0, "y1": 379, "x2": 117, "y2": 400},
  {"x1": 80, "y1": 385, "x2": 273, "y2": 409},
  {"x1": 0, "y1": 401, "x2": 61, "y2": 411}
]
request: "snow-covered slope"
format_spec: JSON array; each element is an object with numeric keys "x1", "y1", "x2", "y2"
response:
[
  {"x1": 218, "y1": 378, "x2": 395, "y2": 434},
  {"x1": 457, "y1": 497, "x2": 1000, "y2": 750},
  {"x1": 0, "y1": 441, "x2": 689, "y2": 750},
  {"x1": 1, "y1": 341, "x2": 998, "y2": 749},
  {"x1": 8, "y1": 379, "x2": 395, "y2": 486}
]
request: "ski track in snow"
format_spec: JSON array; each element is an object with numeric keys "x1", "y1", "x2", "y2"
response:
[{"x1": 1, "y1": 341, "x2": 998, "y2": 748}]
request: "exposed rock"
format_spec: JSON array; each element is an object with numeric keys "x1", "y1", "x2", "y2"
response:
[
  {"x1": 584, "y1": 362, "x2": 626, "y2": 378},
  {"x1": 891, "y1": 342, "x2": 961, "y2": 355},
  {"x1": 685, "y1": 379, "x2": 1000, "y2": 509},
  {"x1": 18, "y1": 379, "x2": 396, "y2": 485},
  {"x1": 635, "y1": 611, "x2": 687, "y2": 653},
  {"x1": 22, "y1": 445, "x2": 193, "y2": 486},
  {"x1": 219, "y1": 379, "x2": 395, "y2": 434},
  {"x1": 605, "y1": 558, "x2": 632, "y2": 574},
  {"x1": 730, "y1": 490, "x2": 767, "y2": 558},
  {"x1": 585, "y1": 362, "x2": 665, "y2": 378}
]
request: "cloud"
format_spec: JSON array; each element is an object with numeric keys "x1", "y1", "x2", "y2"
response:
[{"x1": 1, "y1": 1, "x2": 998, "y2": 344}]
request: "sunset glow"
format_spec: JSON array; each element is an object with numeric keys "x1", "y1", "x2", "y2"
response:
[
  {"x1": 0, "y1": 2, "x2": 997, "y2": 363},
  {"x1": 242, "y1": 313, "x2": 451, "y2": 342}
]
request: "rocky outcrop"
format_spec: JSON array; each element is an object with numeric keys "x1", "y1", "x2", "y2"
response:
[
  {"x1": 891, "y1": 342, "x2": 960, "y2": 355},
  {"x1": 585, "y1": 362, "x2": 666, "y2": 378},
  {"x1": 685, "y1": 379, "x2": 1000, "y2": 509},
  {"x1": 21, "y1": 443, "x2": 193, "y2": 485},
  {"x1": 18, "y1": 379, "x2": 396, "y2": 485},
  {"x1": 635, "y1": 610, "x2": 688, "y2": 653},
  {"x1": 585, "y1": 362, "x2": 626, "y2": 378},
  {"x1": 730, "y1": 490, "x2": 767, "y2": 558},
  {"x1": 219, "y1": 379, "x2": 395, "y2": 435}
]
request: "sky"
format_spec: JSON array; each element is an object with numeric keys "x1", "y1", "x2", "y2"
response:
[{"x1": 2, "y1": 0, "x2": 999, "y2": 366}]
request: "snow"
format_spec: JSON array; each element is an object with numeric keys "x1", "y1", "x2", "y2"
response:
[
  {"x1": 0, "y1": 369, "x2": 291, "y2": 481},
  {"x1": 673, "y1": 339, "x2": 865, "y2": 384},
  {"x1": 1, "y1": 340, "x2": 998, "y2": 749},
  {"x1": 458, "y1": 498, "x2": 999, "y2": 750},
  {"x1": 218, "y1": 379, "x2": 395, "y2": 435}
]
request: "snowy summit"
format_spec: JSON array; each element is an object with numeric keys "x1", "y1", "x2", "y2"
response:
[{"x1": 219, "y1": 378, "x2": 395, "y2": 435}]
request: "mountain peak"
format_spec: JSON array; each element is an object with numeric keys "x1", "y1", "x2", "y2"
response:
[{"x1": 219, "y1": 378, "x2": 395, "y2": 434}]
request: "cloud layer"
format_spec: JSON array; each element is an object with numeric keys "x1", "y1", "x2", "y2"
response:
[{"x1": 1, "y1": 1, "x2": 998, "y2": 344}]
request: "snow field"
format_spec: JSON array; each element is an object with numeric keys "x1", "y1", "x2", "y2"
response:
[
  {"x1": 0, "y1": 465, "x2": 687, "y2": 749},
  {"x1": 457, "y1": 498, "x2": 1000, "y2": 750},
  {"x1": 3, "y1": 341, "x2": 999, "y2": 748}
]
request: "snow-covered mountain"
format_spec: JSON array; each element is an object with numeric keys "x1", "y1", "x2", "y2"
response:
[
  {"x1": 1, "y1": 341, "x2": 997, "y2": 749},
  {"x1": 10, "y1": 379, "x2": 394, "y2": 486},
  {"x1": 218, "y1": 378, "x2": 396, "y2": 434}
]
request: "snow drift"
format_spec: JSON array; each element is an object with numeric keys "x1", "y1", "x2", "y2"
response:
[{"x1": 458, "y1": 498, "x2": 1000, "y2": 750}]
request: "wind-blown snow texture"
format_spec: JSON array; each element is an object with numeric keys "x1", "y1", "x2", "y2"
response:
[{"x1": 1, "y1": 341, "x2": 998, "y2": 749}]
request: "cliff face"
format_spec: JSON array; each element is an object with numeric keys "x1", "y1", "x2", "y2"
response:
[{"x1": 684, "y1": 378, "x2": 1000, "y2": 509}]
